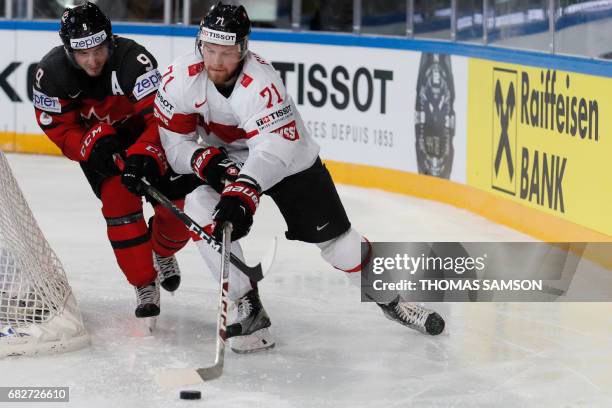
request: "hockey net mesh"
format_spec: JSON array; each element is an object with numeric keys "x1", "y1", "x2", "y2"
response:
[{"x1": 0, "y1": 151, "x2": 87, "y2": 355}]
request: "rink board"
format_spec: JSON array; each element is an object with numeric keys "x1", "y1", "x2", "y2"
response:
[
  {"x1": 468, "y1": 59, "x2": 612, "y2": 240},
  {"x1": 0, "y1": 22, "x2": 610, "y2": 249},
  {"x1": 0, "y1": 25, "x2": 468, "y2": 183}
]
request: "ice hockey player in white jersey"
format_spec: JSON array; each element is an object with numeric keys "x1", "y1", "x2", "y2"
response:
[{"x1": 155, "y1": 2, "x2": 446, "y2": 350}]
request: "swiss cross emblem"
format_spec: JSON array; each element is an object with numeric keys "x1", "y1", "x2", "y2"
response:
[
  {"x1": 188, "y1": 62, "x2": 205, "y2": 77},
  {"x1": 241, "y1": 74, "x2": 253, "y2": 88}
]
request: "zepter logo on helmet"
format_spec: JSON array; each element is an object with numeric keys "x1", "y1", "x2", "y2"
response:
[
  {"x1": 59, "y1": 1, "x2": 113, "y2": 53},
  {"x1": 196, "y1": 2, "x2": 251, "y2": 59},
  {"x1": 70, "y1": 31, "x2": 108, "y2": 50}
]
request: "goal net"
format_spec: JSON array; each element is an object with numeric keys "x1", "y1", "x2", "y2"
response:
[{"x1": 0, "y1": 151, "x2": 88, "y2": 357}]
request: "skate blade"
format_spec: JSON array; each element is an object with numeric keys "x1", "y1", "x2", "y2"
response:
[
  {"x1": 230, "y1": 328, "x2": 275, "y2": 354},
  {"x1": 145, "y1": 316, "x2": 158, "y2": 334},
  {"x1": 131, "y1": 316, "x2": 158, "y2": 337}
]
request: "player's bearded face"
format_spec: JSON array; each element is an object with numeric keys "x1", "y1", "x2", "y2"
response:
[
  {"x1": 73, "y1": 43, "x2": 109, "y2": 77},
  {"x1": 201, "y1": 42, "x2": 242, "y2": 85}
]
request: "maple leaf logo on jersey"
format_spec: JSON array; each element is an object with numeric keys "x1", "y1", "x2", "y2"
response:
[{"x1": 81, "y1": 106, "x2": 131, "y2": 126}]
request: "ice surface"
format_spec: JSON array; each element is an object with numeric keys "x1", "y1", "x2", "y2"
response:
[{"x1": 1, "y1": 153, "x2": 611, "y2": 407}]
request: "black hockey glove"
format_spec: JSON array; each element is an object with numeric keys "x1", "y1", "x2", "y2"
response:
[
  {"x1": 191, "y1": 147, "x2": 240, "y2": 194},
  {"x1": 212, "y1": 177, "x2": 261, "y2": 242},
  {"x1": 121, "y1": 155, "x2": 161, "y2": 195},
  {"x1": 120, "y1": 143, "x2": 167, "y2": 195}
]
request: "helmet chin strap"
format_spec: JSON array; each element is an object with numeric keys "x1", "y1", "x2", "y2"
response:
[{"x1": 64, "y1": 48, "x2": 82, "y2": 70}]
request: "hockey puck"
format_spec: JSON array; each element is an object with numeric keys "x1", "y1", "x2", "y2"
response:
[{"x1": 179, "y1": 390, "x2": 201, "y2": 400}]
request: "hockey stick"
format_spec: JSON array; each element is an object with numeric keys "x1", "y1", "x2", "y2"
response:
[
  {"x1": 195, "y1": 221, "x2": 232, "y2": 381},
  {"x1": 154, "y1": 224, "x2": 233, "y2": 387},
  {"x1": 113, "y1": 154, "x2": 275, "y2": 281},
  {"x1": 155, "y1": 225, "x2": 269, "y2": 387}
]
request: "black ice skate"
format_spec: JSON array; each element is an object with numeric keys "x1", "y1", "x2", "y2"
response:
[
  {"x1": 378, "y1": 296, "x2": 445, "y2": 335},
  {"x1": 227, "y1": 289, "x2": 275, "y2": 353},
  {"x1": 134, "y1": 280, "x2": 160, "y2": 318},
  {"x1": 134, "y1": 280, "x2": 160, "y2": 333},
  {"x1": 154, "y1": 253, "x2": 181, "y2": 292}
]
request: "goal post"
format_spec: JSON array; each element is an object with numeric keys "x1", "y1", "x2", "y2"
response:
[{"x1": 0, "y1": 150, "x2": 89, "y2": 357}]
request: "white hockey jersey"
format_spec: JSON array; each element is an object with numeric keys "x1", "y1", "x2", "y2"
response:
[{"x1": 154, "y1": 50, "x2": 320, "y2": 191}]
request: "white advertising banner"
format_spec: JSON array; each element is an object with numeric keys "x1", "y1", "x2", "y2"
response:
[
  {"x1": 250, "y1": 41, "x2": 468, "y2": 182},
  {"x1": 0, "y1": 29, "x2": 467, "y2": 182}
]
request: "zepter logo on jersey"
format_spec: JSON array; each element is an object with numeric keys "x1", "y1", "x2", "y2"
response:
[
  {"x1": 70, "y1": 30, "x2": 108, "y2": 50},
  {"x1": 33, "y1": 89, "x2": 61, "y2": 113},
  {"x1": 200, "y1": 27, "x2": 237, "y2": 46},
  {"x1": 133, "y1": 69, "x2": 161, "y2": 100}
]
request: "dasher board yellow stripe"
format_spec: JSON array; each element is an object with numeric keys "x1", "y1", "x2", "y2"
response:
[
  {"x1": 324, "y1": 160, "x2": 611, "y2": 269},
  {"x1": 324, "y1": 160, "x2": 610, "y2": 242},
  {"x1": 0, "y1": 132, "x2": 61, "y2": 155}
]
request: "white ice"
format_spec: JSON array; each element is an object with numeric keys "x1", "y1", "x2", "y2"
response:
[{"x1": 2, "y1": 153, "x2": 611, "y2": 407}]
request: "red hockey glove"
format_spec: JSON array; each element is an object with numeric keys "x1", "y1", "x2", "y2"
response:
[
  {"x1": 191, "y1": 147, "x2": 240, "y2": 194},
  {"x1": 212, "y1": 176, "x2": 261, "y2": 242},
  {"x1": 80, "y1": 123, "x2": 121, "y2": 177}
]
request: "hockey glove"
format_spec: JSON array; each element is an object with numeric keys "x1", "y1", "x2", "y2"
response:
[
  {"x1": 191, "y1": 147, "x2": 240, "y2": 194},
  {"x1": 121, "y1": 143, "x2": 168, "y2": 195},
  {"x1": 212, "y1": 177, "x2": 261, "y2": 242},
  {"x1": 81, "y1": 123, "x2": 122, "y2": 178}
]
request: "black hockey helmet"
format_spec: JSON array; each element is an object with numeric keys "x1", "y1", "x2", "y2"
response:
[
  {"x1": 197, "y1": 2, "x2": 251, "y2": 59},
  {"x1": 59, "y1": 2, "x2": 114, "y2": 57}
]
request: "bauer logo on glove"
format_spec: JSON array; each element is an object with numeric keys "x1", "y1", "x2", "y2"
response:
[
  {"x1": 212, "y1": 177, "x2": 261, "y2": 241},
  {"x1": 221, "y1": 183, "x2": 259, "y2": 211}
]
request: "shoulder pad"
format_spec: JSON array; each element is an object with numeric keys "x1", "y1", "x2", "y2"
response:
[
  {"x1": 112, "y1": 37, "x2": 160, "y2": 100},
  {"x1": 158, "y1": 52, "x2": 203, "y2": 93},
  {"x1": 33, "y1": 46, "x2": 76, "y2": 97},
  {"x1": 241, "y1": 52, "x2": 284, "y2": 88}
]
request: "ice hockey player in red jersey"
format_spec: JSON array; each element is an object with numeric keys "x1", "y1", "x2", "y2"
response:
[
  {"x1": 155, "y1": 2, "x2": 446, "y2": 349},
  {"x1": 32, "y1": 2, "x2": 201, "y2": 322}
]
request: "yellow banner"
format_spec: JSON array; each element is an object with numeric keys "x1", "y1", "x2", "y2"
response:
[{"x1": 468, "y1": 58, "x2": 612, "y2": 236}]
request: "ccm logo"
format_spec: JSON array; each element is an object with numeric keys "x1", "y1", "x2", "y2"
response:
[
  {"x1": 144, "y1": 145, "x2": 168, "y2": 172},
  {"x1": 80, "y1": 125, "x2": 103, "y2": 158}
]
